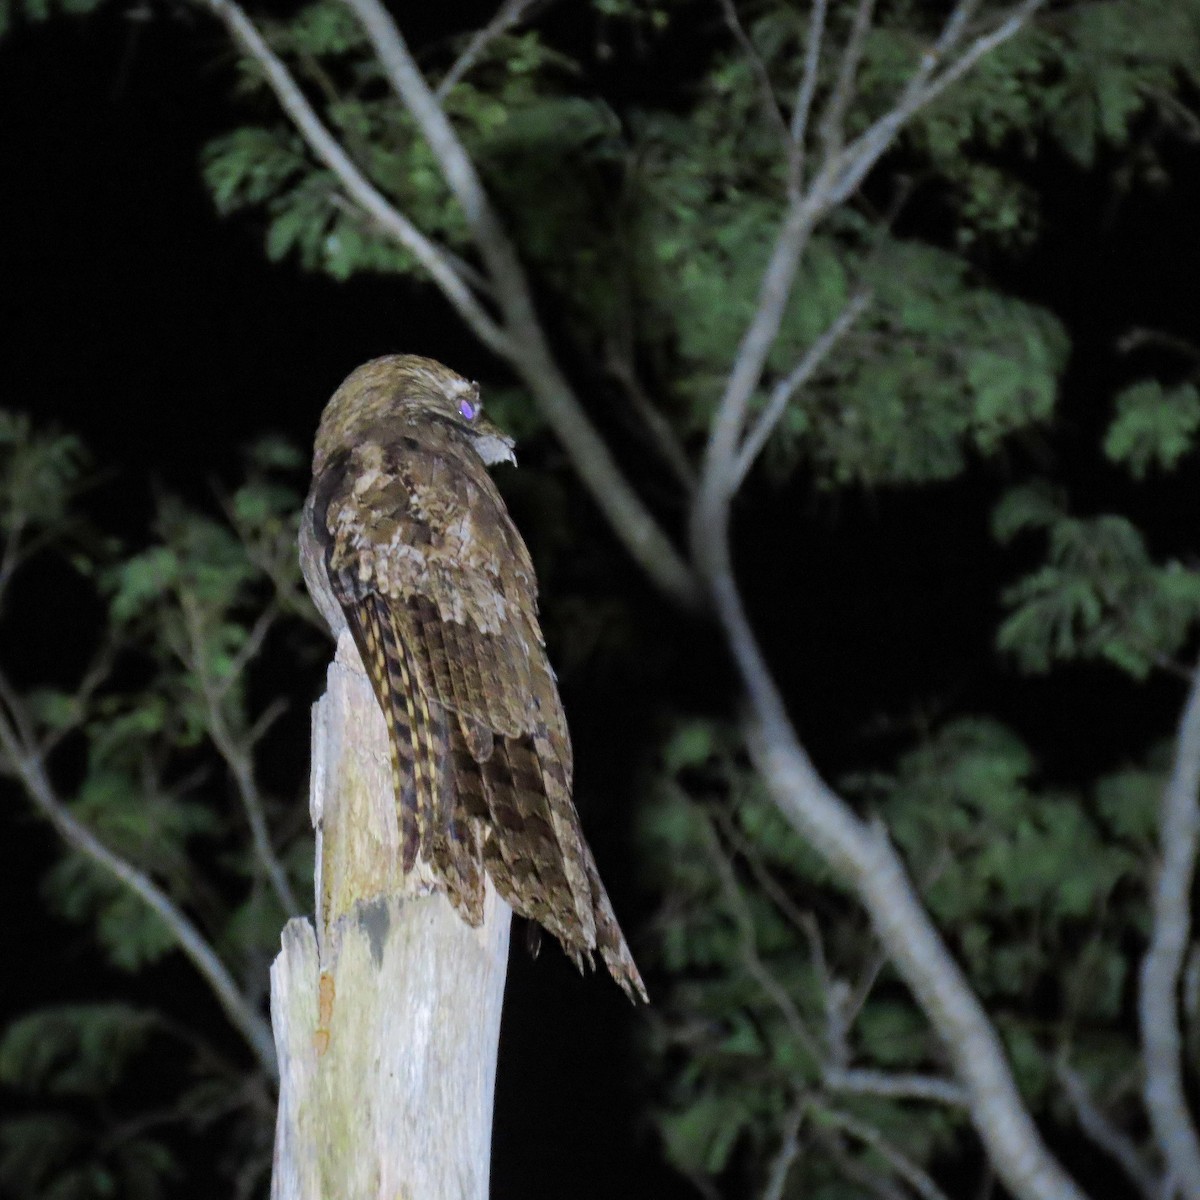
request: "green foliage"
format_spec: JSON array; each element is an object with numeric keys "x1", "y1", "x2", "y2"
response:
[
  {"x1": 0, "y1": 1113, "x2": 177, "y2": 1200},
  {"x1": 1104, "y1": 381, "x2": 1200, "y2": 477},
  {"x1": 643, "y1": 711, "x2": 1160, "y2": 1195},
  {"x1": 639, "y1": 720, "x2": 964, "y2": 1194},
  {"x1": 0, "y1": 415, "x2": 316, "y2": 1194},
  {"x1": 802, "y1": 241, "x2": 1066, "y2": 484},
  {"x1": 0, "y1": 411, "x2": 90, "y2": 545},
  {"x1": 0, "y1": 1007, "x2": 178, "y2": 1200},
  {"x1": 994, "y1": 486, "x2": 1200, "y2": 677},
  {"x1": 0, "y1": 1005, "x2": 157, "y2": 1096},
  {"x1": 0, "y1": 0, "x2": 103, "y2": 40}
]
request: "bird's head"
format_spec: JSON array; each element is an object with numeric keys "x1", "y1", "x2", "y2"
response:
[{"x1": 313, "y1": 354, "x2": 516, "y2": 472}]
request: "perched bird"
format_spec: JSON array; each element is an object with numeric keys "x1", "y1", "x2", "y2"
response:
[{"x1": 300, "y1": 354, "x2": 646, "y2": 1002}]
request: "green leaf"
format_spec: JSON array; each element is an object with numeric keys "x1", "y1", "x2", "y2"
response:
[
  {"x1": 662, "y1": 720, "x2": 719, "y2": 772},
  {"x1": 0, "y1": 1005, "x2": 157, "y2": 1096},
  {"x1": 1104, "y1": 380, "x2": 1200, "y2": 477}
]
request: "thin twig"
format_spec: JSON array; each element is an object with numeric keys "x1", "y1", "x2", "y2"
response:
[
  {"x1": 826, "y1": 0, "x2": 1045, "y2": 208},
  {"x1": 214, "y1": 598, "x2": 280, "y2": 703},
  {"x1": 37, "y1": 635, "x2": 119, "y2": 760},
  {"x1": 715, "y1": 804, "x2": 811, "y2": 933},
  {"x1": 814, "y1": 1103, "x2": 953, "y2": 1200},
  {"x1": 325, "y1": 190, "x2": 494, "y2": 297},
  {"x1": 700, "y1": 195, "x2": 819, "y2": 503},
  {"x1": 1117, "y1": 327, "x2": 1200, "y2": 363},
  {"x1": 196, "y1": 0, "x2": 513, "y2": 358},
  {"x1": 731, "y1": 288, "x2": 871, "y2": 488},
  {"x1": 817, "y1": 0, "x2": 877, "y2": 157},
  {"x1": 815, "y1": 1121, "x2": 907, "y2": 1200},
  {"x1": 179, "y1": 598, "x2": 301, "y2": 918},
  {"x1": 698, "y1": 803, "x2": 823, "y2": 1064},
  {"x1": 762, "y1": 1093, "x2": 807, "y2": 1200},
  {"x1": 604, "y1": 346, "x2": 696, "y2": 493},
  {"x1": 1139, "y1": 658, "x2": 1200, "y2": 1199},
  {"x1": 822, "y1": 1066, "x2": 967, "y2": 1107},
  {"x1": 789, "y1": 0, "x2": 829, "y2": 185},
  {"x1": 1054, "y1": 1059, "x2": 1162, "y2": 1200},
  {"x1": 0, "y1": 667, "x2": 277, "y2": 1078},
  {"x1": 718, "y1": 0, "x2": 792, "y2": 159},
  {"x1": 435, "y1": 0, "x2": 543, "y2": 101}
]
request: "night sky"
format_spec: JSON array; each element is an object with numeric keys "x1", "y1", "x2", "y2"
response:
[{"x1": 2, "y1": 4, "x2": 1200, "y2": 1199}]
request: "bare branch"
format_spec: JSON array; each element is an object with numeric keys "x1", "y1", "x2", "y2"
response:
[
  {"x1": 814, "y1": 1104, "x2": 953, "y2": 1200},
  {"x1": 1117, "y1": 327, "x2": 1200, "y2": 363},
  {"x1": 1139, "y1": 659, "x2": 1200, "y2": 1200},
  {"x1": 731, "y1": 288, "x2": 871, "y2": 488},
  {"x1": 435, "y1": 0, "x2": 543, "y2": 101},
  {"x1": 823, "y1": 1066, "x2": 967, "y2": 1107},
  {"x1": 826, "y1": 0, "x2": 1045, "y2": 208},
  {"x1": 817, "y1": 0, "x2": 877, "y2": 157},
  {"x1": 604, "y1": 346, "x2": 697, "y2": 493},
  {"x1": 718, "y1": 0, "x2": 793, "y2": 164},
  {"x1": 179, "y1": 597, "x2": 301, "y2": 919},
  {"x1": 338, "y1": 0, "x2": 702, "y2": 608},
  {"x1": 1054, "y1": 1059, "x2": 1162, "y2": 1200},
  {"x1": 789, "y1": 0, "x2": 829, "y2": 181},
  {"x1": 698, "y1": 803, "x2": 823, "y2": 1065},
  {"x1": 195, "y1": 0, "x2": 513, "y2": 358},
  {"x1": 762, "y1": 1094, "x2": 807, "y2": 1200},
  {"x1": 324, "y1": 193, "x2": 494, "y2": 299},
  {"x1": 0, "y1": 670, "x2": 277, "y2": 1079},
  {"x1": 701, "y1": 197, "x2": 819, "y2": 501},
  {"x1": 688, "y1": 448, "x2": 1085, "y2": 1200}
]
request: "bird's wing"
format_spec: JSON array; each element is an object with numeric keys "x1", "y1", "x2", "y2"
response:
[{"x1": 309, "y1": 437, "x2": 654, "y2": 1000}]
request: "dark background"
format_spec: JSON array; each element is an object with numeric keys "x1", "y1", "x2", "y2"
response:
[{"x1": 2, "y1": 5, "x2": 1198, "y2": 1198}]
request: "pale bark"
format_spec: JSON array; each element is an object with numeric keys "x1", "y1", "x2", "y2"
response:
[
  {"x1": 270, "y1": 635, "x2": 511, "y2": 1200},
  {"x1": 1139, "y1": 660, "x2": 1200, "y2": 1200}
]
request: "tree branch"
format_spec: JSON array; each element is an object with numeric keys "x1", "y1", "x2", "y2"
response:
[
  {"x1": 822, "y1": 1066, "x2": 967, "y2": 1108},
  {"x1": 338, "y1": 0, "x2": 702, "y2": 608},
  {"x1": 813, "y1": 1103, "x2": 953, "y2": 1200},
  {"x1": 701, "y1": 195, "x2": 820, "y2": 499},
  {"x1": 0, "y1": 670, "x2": 277, "y2": 1079},
  {"x1": 825, "y1": 0, "x2": 1044, "y2": 208},
  {"x1": 1139, "y1": 659, "x2": 1200, "y2": 1200},
  {"x1": 761, "y1": 1094, "x2": 807, "y2": 1200},
  {"x1": 688, "y1": 6, "x2": 1068, "y2": 1191},
  {"x1": 603, "y1": 345, "x2": 697, "y2": 494},
  {"x1": 698, "y1": 803, "x2": 823, "y2": 1066},
  {"x1": 195, "y1": 0, "x2": 513, "y2": 359},
  {"x1": 717, "y1": 0, "x2": 792, "y2": 165},
  {"x1": 179, "y1": 597, "x2": 301, "y2": 919},
  {"x1": 817, "y1": 0, "x2": 877, "y2": 158},
  {"x1": 1054, "y1": 1059, "x2": 1162, "y2": 1200},
  {"x1": 789, "y1": 0, "x2": 828, "y2": 184},
  {"x1": 731, "y1": 288, "x2": 871, "y2": 488},
  {"x1": 434, "y1": 0, "x2": 543, "y2": 101}
]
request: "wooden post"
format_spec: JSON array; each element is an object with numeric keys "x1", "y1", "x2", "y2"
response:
[{"x1": 270, "y1": 634, "x2": 512, "y2": 1200}]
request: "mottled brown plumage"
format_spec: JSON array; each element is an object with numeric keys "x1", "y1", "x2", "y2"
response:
[{"x1": 300, "y1": 354, "x2": 646, "y2": 1002}]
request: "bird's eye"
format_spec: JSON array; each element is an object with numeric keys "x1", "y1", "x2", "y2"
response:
[{"x1": 459, "y1": 398, "x2": 478, "y2": 421}]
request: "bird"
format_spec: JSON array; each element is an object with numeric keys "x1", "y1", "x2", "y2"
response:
[{"x1": 299, "y1": 354, "x2": 646, "y2": 1002}]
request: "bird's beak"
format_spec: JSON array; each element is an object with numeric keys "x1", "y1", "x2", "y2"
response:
[{"x1": 471, "y1": 410, "x2": 517, "y2": 467}]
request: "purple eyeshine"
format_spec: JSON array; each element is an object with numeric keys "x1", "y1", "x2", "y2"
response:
[{"x1": 459, "y1": 397, "x2": 478, "y2": 421}]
